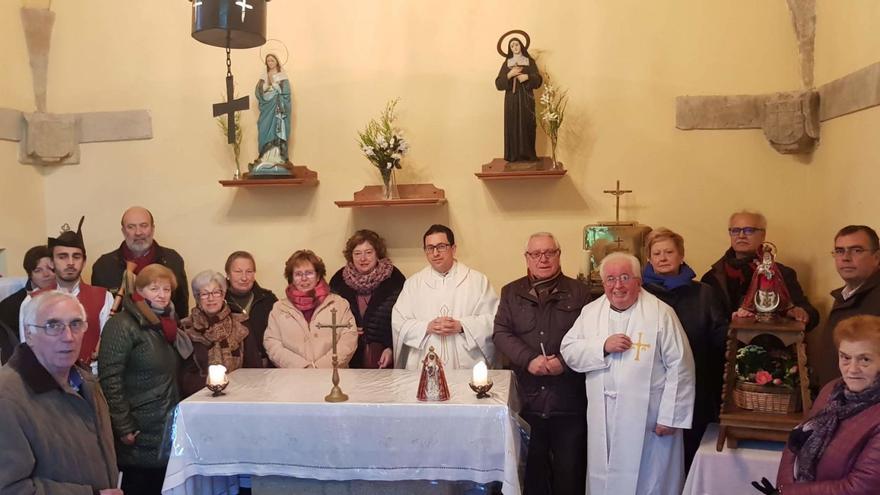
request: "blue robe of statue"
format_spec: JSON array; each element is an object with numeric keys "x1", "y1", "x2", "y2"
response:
[{"x1": 255, "y1": 71, "x2": 291, "y2": 165}]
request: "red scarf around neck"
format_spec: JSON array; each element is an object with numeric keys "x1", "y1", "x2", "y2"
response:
[
  {"x1": 285, "y1": 279, "x2": 330, "y2": 312},
  {"x1": 121, "y1": 241, "x2": 157, "y2": 274},
  {"x1": 132, "y1": 292, "x2": 177, "y2": 343}
]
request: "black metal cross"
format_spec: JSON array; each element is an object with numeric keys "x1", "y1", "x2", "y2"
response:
[{"x1": 213, "y1": 74, "x2": 249, "y2": 143}]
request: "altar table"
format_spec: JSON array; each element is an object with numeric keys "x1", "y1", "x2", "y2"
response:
[
  {"x1": 682, "y1": 423, "x2": 784, "y2": 495},
  {"x1": 162, "y1": 368, "x2": 525, "y2": 495}
]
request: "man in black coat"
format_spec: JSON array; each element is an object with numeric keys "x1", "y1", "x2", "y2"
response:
[
  {"x1": 815, "y1": 225, "x2": 880, "y2": 386},
  {"x1": 493, "y1": 232, "x2": 590, "y2": 495},
  {"x1": 701, "y1": 210, "x2": 819, "y2": 331},
  {"x1": 91, "y1": 206, "x2": 189, "y2": 317}
]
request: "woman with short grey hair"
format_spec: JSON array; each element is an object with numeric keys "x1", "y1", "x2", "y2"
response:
[{"x1": 179, "y1": 270, "x2": 261, "y2": 397}]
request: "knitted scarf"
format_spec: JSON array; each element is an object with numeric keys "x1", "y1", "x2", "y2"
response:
[
  {"x1": 342, "y1": 258, "x2": 394, "y2": 295},
  {"x1": 120, "y1": 241, "x2": 157, "y2": 275},
  {"x1": 182, "y1": 304, "x2": 249, "y2": 372},
  {"x1": 285, "y1": 279, "x2": 330, "y2": 312},
  {"x1": 642, "y1": 263, "x2": 697, "y2": 291},
  {"x1": 721, "y1": 248, "x2": 756, "y2": 303},
  {"x1": 788, "y1": 378, "x2": 880, "y2": 481},
  {"x1": 132, "y1": 292, "x2": 177, "y2": 343}
]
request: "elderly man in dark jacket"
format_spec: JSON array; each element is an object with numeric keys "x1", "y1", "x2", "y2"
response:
[
  {"x1": 91, "y1": 206, "x2": 189, "y2": 317},
  {"x1": 702, "y1": 210, "x2": 819, "y2": 330},
  {"x1": 0, "y1": 291, "x2": 121, "y2": 494},
  {"x1": 814, "y1": 225, "x2": 880, "y2": 387},
  {"x1": 493, "y1": 232, "x2": 590, "y2": 495}
]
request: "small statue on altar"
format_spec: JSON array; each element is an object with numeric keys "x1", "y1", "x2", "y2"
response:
[
  {"x1": 736, "y1": 242, "x2": 794, "y2": 322},
  {"x1": 249, "y1": 51, "x2": 294, "y2": 177},
  {"x1": 417, "y1": 346, "x2": 450, "y2": 402}
]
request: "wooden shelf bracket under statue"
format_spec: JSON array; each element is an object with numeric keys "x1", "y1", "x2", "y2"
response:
[
  {"x1": 219, "y1": 165, "x2": 319, "y2": 187},
  {"x1": 716, "y1": 316, "x2": 812, "y2": 451},
  {"x1": 475, "y1": 157, "x2": 566, "y2": 180},
  {"x1": 334, "y1": 183, "x2": 447, "y2": 208}
]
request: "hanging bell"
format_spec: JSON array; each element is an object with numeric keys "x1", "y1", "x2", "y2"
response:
[{"x1": 190, "y1": 0, "x2": 270, "y2": 49}]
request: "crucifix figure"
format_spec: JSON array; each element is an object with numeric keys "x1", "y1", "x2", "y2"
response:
[
  {"x1": 317, "y1": 308, "x2": 353, "y2": 402},
  {"x1": 631, "y1": 332, "x2": 651, "y2": 361},
  {"x1": 213, "y1": 53, "x2": 249, "y2": 144},
  {"x1": 603, "y1": 180, "x2": 633, "y2": 225},
  {"x1": 235, "y1": 0, "x2": 253, "y2": 22}
]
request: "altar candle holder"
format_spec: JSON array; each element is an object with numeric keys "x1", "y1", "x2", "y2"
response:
[
  {"x1": 206, "y1": 380, "x2": 228, "y2": 397},
  {"x1": 468, "y1": 380, "x2": 494, "y2": 399},
  {"x1": 206, "y1": 364, "x2": 228, "y2": 397}
]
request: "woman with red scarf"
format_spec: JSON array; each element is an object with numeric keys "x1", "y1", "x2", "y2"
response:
[
  {"x1": 98, "y1": 264, "x2": 192, "y2": 495},
  {"x1": 264, "y1": 250, "x2": 357, "y2": 369},
  {"x1": 329, "y1": 230, "x2": 405, "y2": 369}
]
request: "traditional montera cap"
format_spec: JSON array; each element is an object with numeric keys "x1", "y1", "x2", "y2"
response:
[{"x1": 48, "y1": 216, "x2": 86, "y2": 256}]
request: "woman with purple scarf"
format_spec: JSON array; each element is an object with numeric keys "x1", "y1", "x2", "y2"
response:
[
  {"x1": 264, "y1": 250, "x2": 357, "y2": 369},
  {"x1": 641, "y1": 228, "x2": 729, "y2": 473},
  {"x1": 760, "y1": 315, "x2": 880, "y2": 495},
  {"x1": 330, "y1": 230, "x2": 406, "y2": 369}
]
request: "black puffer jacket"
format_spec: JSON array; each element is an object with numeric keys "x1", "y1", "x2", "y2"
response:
[
  {"x1": 225, "y1": 282, "x2": 278, "y2": 364},
  {"x1": 329, "y1": 266, "x2": 406, "y2": 350}
]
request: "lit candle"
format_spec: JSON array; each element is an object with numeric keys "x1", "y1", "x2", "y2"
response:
[
  {"x1": 472, "y1": 361, "x2": 488, "y2": 386},
  {"x1": 207, "y1": 364, "x2": 227, "y2": 386}
]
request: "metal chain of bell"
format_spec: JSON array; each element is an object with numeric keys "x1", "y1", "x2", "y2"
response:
[{"x1": 226, "y1": 47, "x2": 233, "y2": 78}]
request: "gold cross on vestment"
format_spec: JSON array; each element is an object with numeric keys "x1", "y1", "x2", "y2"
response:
[
  {"x1": 632, "y1": 332, "x2": 651, "y2": 361},
  {"x1": 603, "y1": 180, "x2": 633, "y2": 224}
]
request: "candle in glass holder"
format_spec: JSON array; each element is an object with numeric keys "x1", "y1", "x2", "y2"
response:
[
  {"x1": 207, "y1": 364, "x2": 227, "y2": 386},
  {"x1": 472, "y1": 361, "x2": 488, "y2": 386}
]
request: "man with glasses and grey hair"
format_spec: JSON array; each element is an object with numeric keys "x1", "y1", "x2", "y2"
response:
[
  {"x1": 701, "y1": 210, "x2": 819, "y2": 330},
  {"x1": 815, "y1": 225, "x2": 880, "y2": 386},
  {"x1": 392, "y1": 224, "x2": 498, "y2": 370},
  {"x1": 561, "y1": 252, "x2": 695, "y2": 495},
  {"x1": 493, "y1": 232, "x2": 590, "y2": 495},
  {"x1": 0, "y1": 291, "x2": 121, "y2": 494}
]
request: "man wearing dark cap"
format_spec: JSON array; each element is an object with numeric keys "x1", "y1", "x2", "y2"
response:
[
  {"x1": 0, "y1": 245, "x2": 55, "y2": 337},
  {"x1": 91, "y1": 206, "x2": 189, "y2": 317},
  {"x1": 19, "y1": 218, "x2": 113, "y2": 372}
]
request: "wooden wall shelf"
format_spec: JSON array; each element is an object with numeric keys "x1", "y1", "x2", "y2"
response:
[
  {"x1": 219, "y1": 166, "x2": 319, "y2": 187},
  {"x1": 475, "y1": 157, "x2": 566, "y2": 180},
  {"x1": 335, "y1": 183, "x2": 447, "y2": 208}
]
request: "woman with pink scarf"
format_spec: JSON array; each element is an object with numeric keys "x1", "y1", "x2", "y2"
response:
[
  {"x1": 330, "y1": 230, "x2": 406, "y2": 369},
  {"x1": 264, "y1": 250, "x2": 357, "y2": 369}
]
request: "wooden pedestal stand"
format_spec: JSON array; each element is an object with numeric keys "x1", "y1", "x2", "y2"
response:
[
  {"x1": 219, "y1": 165, "x2": 319, "y2": 187},
  {"x1": 716, "y1": 317, "x2": 811, "y2": 451},
  {"x1": 475, "y1": 157, "x2": 566, "y2": 180},
  {"x1": 334, "y1": 183, "x2": 446, "y2": 208}
]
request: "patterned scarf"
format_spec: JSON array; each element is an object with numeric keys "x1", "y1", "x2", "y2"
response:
[
  {"x1": 642, "y1": 262, "x2": 697, "y2": 291},
  {"x1": 285, "y1": 278, "x2": 330, "y2": 312},
  {"x1": 788, "y1": 378, "x2": 880, "y2": 481},
  {"x1": 342, "y1": 258, "x2": 394, "y2": 295},
  {"x1": 182, "y1": 304, "x2": 249, "y2": 372},
  {"x1": 132, "y1": 292, "x2": 178, "y2": 343}
]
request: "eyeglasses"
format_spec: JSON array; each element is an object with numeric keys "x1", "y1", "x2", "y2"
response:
[
  {"x1": 525, "y1": 249, "x2": 560, "y2": 261},
  {"x1": 424, "y1": 243, "x2": 451, "y2": 254},
  {"x1": 292, "y1": 271, "x2": 317, "y2": 279},
  {"x1": 603, "y1": 274, "x2": 635, "y2": 286},
  {"x1": 728, "y1": 227, "x2": 765, "y2": 236},
  {"x1": 352, "y1": 249, "x2": 376, "y2": 258},
  {"x1": 831, "y1": 247, "x2": 878, "y2": 258},
  {"x1": 28, "y1": 319, "x2": 88, "y2": 336},
  {"x1": 198, "y1": 290, "x2": 224, "y2": 300}
]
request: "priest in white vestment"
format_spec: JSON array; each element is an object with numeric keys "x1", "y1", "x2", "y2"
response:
[
  {"x1": 392, "y1": 224, "x2": 499, "y2": 370},
  {"x1": 561, "y1": 252, "x2": 695, "y2": 495}
]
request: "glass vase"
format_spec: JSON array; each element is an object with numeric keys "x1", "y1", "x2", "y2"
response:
[{"x1": 381, "y1": 169, "x2": 399, "y2": 200}]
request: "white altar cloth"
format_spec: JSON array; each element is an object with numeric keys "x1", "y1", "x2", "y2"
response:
[
  {"x1": 162, "y1": 368, "x2": 524, "y2": 495},
  {"x1": 682, "y1": 423, "x2": 784, "y2": 495}
]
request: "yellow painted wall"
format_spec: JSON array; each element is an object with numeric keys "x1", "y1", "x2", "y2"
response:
[{"x1": 3, "y1": 0, "x2": 878, "y2": 334}]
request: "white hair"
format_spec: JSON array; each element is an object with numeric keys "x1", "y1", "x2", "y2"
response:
[
  {"x1": 729, "y1": 210, "x2": 767, "y2": 229},
  {"x1": 191, "y1": 270, "x2": 228, "y2": 295},
  {"x1": 524, "y1": 232, "x2": 561, "y2": 253},
  {"x1": 21, "y1": 291, "x2": 86, "y2": 337},
  {"x1": 598, "y1": 252, "x2": 641, "y2": 279}
]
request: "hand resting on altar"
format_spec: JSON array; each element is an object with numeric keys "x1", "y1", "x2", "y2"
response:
[
  {"x1": 604, "y1": 333, "x2": 632, "y2": 354},
  {"x1": 786, "y1": 306, "x2": 809, "y2": 323}
]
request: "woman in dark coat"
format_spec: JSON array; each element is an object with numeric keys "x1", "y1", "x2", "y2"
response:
[
  {"x1": 224, "y1": 251, "x2": 278, "y2": 368},
  {"x1": 641, "y1": 228, "x2": 728, "y2": 473},
  {"x1": 0, "y1": 245, "x2": 55, "y2": 335},
  {"x1": 99, "y1": 264, "x2": 192, "y2": 495},
  {"x1": 329, "y1": 230, "x2": 405, "y2": 369},
  {"x1": 773, "y1": 315, "x2": 880, "y2": 494},
  {"x1": 494, "y1": 36, "x2": 543, "y2": 162}
]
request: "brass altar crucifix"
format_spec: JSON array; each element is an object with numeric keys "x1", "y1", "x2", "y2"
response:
[
  {"x1": 631, "y1": 332, "x2": 651, "y2": 361},
  {"x1": 316, "y1": 308, "x2": 352, "y2": 402},
  {"x1": 603, "y1": 180, "x2": 633, "y2": 225}
]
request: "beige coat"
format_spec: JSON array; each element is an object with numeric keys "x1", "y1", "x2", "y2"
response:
[
  {"x1": 264, "y1": 294, "x2": 358, "y2": 368},
  {"x1": 0, "y1": 344, "x2": 119, "y2": 494}
]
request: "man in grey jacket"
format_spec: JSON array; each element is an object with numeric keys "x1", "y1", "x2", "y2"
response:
[{"x1": 0, "y1": 291, "x2": 121, "y2": 494}]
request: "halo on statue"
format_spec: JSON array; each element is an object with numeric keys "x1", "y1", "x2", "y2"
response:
[
  {"x1": 759, "y1": 241, "x2": 778, "y2": 258},
  {"x1": 259, "y1": 38, "x2": 289, "y2": 67},
  {"x1": 496, "y1": 29, "x2": 531, "y2": 58}
]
